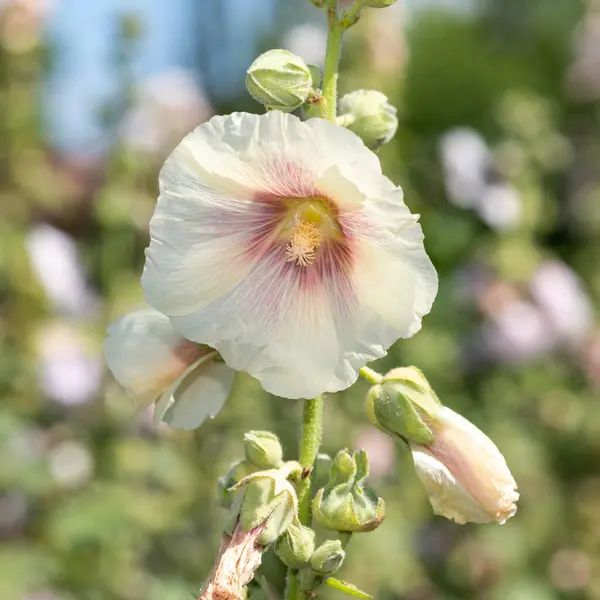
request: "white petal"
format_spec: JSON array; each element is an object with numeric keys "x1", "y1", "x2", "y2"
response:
[
  {"x1": 154, "y1": 360, "x2": 234, "y2": 430},
  {"x1": 411, "y1": 446, "x2": 493, "y2": 524},
  {"x1": 104, "y1": 308, "x2": 204, "y2": 405}
]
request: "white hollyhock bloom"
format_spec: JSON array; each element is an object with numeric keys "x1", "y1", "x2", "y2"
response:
[
  {"x1": 410, "y1": 407, "x2": 518, "y2": 524},
  {"x1": 104, "y1": 308, "x2": 234, "y2": 430},
  {"x1": 142, "y1": 111, "x2": 438, "y2": 399}
]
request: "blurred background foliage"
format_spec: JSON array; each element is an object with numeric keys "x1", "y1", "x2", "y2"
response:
[{"x1": 0, "y1": 0, "x2": 599, "y2": 599}]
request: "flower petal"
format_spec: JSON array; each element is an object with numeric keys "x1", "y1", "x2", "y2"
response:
[
  {"x1": 411, "y1": 446, "x2": 493, "y2": 524},
  {"x1": 154, "y1": 359, "x2": 234, "y2": 430},
  {"x1": 104, "y1": 308, "x2": 206, "y2": 405}
]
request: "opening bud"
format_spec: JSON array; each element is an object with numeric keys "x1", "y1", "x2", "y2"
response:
[
  {"x1": 337, "y1": 90, "x2": 398, "y2": 150},
  {"x1": 275, "y1": 519, "x2": 316, "y2": 568},
  {"x1": 218, "y1": 459, "x2": 260, "y2": 509},
  {"x1": 244, "y1": 430, "x2": 284, "y2": 469},
  {"x1": 246, "y1": 49, "x2": 312, "y2": 112},
  {"x1": 310, "y1": 539, "x2": 345, "y2": 575},
  {"x1": 230, "y1": 469, "x2": 298, "y2": 546},
  {"x1": 313, "y1": 449, "x2": 385, "y2": 533}
]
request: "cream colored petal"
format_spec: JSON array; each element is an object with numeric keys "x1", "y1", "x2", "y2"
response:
[
  {"x1": 154, "y1": 359, "x2": 234, "y2": 430},
  {"x1": 104, "y1": 308, "x2": 205, "y2": 405},
  {"x1": 411, "y1": 446, "x2": 494, "y2": 524},
  {"x1": 429, "y1": 407, "x2": 519, "y2": 522}
]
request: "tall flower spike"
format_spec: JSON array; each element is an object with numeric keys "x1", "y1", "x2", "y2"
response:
[
  {"x1": 142, "y1": 111, "x2": 438, "y2": 399},
  {"x1": 104, "y1": 308, "x2": 234, "y2": 429},
  {"x1": 368, "y1": 367, "x2": 519, "y2": 524}
]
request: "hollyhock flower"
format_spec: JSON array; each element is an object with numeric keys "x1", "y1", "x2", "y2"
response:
[
  {"x1": 142, "y1": 111, "x2": 437, "y2": 399},
  {"x1": 411, "y1": 407, "x2": 519, "y2": 524},
  {"x1": 104, "y1": 308, "x2": 234, "y2": 429}
]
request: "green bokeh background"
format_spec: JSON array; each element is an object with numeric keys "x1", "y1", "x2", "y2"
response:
[{"x1": 1, "y1": 1, "x2": 599, "y2": 599}]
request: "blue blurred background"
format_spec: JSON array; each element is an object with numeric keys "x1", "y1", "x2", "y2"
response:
[{"x1": 1, "y1": 1, "x2": 599, "y2": 599}]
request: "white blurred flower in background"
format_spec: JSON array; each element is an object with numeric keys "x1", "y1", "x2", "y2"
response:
[
  {"x1": 439, "y1": 127, "x2": 491, "y2": 209},
  {"x1": 120, "y1": 68, "x2": 213, "y2": 155},
  {"x1": 26, "y1": 224, "x2": 98, "y2": 317},
  {"x1": 283, "y1": 24, "x2": 327, "y2": 67},
  {"x1": 49, "y1": 440, "x2": 93, "y2": 487},
  {"x1": 477, "y1": 183, "x2": 522, "y2": 231}
]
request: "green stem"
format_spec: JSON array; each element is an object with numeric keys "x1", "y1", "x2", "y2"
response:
[
  {"x1": 285, "y1": 568, "x2": 300, "y2": 600},
  {"x1": 297, "y1": 395, "x2": 324, "y2": 524},
  {"x1": 359, "y1": 366, "x2": 382, "y2": 385},
  {"x1": 285, "y1": 396, "x2": 324, "y2": 600},
  {"x1": 322, "y1": 0, "x2": 341, "y2": 122}
]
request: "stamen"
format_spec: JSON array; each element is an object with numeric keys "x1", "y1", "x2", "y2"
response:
[{"x1": 285, "y1": 220, "x2": 322, "y2": 267}]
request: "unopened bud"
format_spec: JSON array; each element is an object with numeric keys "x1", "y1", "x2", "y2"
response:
[
  {"x1": 275, "y1": 520, "x2": 315, "y2": 568},
  {"x1": 246, "y1": 49, "x2": 312, "y2": 112},
  {"x1": 310, "y1": 540, "x2": 345, "y2": 575},
  {"x1": 230, "y1": 470, "x2": 298, "y2": 545},
  {"x1": 337, "y1": 90, "x2": 398, "y2": 150},
  {"x1": 244, "y1": 431, "x2": 284, "y2": 469},
  {"x1": 313, "y1": 449, "x2": 385, "y2": 533},
  {"x1": 217, "y1": 459, "x2": 258, "y2": 509},
  {"x1": 366, "y1": 366, "x2": 440, "y2": 444}
]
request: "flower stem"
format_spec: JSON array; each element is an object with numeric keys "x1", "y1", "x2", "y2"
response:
[
  {"x1": 322, "y1": 0, "x2": 341, "y2": 122},
  {"x1": 285, "y1": 395, "x2": 324, "y2": 600},
  {"x1": 359, "y1": 366, "x2": 383, "y2": 385},
  {"x1": 297, "y1": 395, "x2": 324, "y2": 524}
]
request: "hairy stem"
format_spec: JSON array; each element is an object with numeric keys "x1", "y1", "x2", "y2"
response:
[{"x1": 322, "y1": 0, "x2": 341, "y2": 122}]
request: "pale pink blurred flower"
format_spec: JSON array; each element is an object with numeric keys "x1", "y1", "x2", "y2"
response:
[
  {"x1": 483, "y1": 300, "x2": 555, "y2": 363},
  {"x1": 529, "y1": 260, "x2": 593, "y2": 344},
  {"x1": 354, "y1": 427, "x2": 396, "y2": 479},
  {"x1": 36, "y1": 322, "x2": 102, "y2": 405}
]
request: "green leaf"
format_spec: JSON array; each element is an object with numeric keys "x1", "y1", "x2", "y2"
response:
[{"x1": 325, "y1": 577, "x2": 373, "y2": 599}]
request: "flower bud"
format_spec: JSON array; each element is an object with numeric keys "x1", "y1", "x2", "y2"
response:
[
  {"x1": 366, "y1": 366, "x2": 440, "y2": 444},
  {"x1": 217, "y1": 459, "x2": 258, "y2": 509},
  {"x1": 246, "y1": 49, "x2": 312, "y2": 112},
  {"x1": 369, "y1": 366, "x2": 519, "y2": 524},
  {"x1": 244, "y1": 430, "x2": 284, "y2": 469},
  {"x1": 275, "y1": 520, "x2": 315, "y2": 568},
  {"x1": 337, "y1": 90, "x2": 398, "y2": 150},
  {"x1": 313, "y1": 449, "x2": 385, "y2": 533},
  {"x1": 230, "y1": 470, "x2": 298, "y2": 545},
  {"x1": 310, "y1": 540, "x2": 345, "y2": 575}
]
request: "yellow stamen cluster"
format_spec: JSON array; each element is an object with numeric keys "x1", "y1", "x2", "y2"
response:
[{"x1": 285, "y1": 220, "x2": 323, "y2": 267}]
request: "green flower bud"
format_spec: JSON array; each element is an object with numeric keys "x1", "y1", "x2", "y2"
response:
[
  {"x1": 337, "y1": 90, "x2": 398, "y2": 150},
  {"x1": 366, "y1": 366, "x2": 443, "y2": 444},
  {"x1": 246, "y1": 49, "x2": 312, "y2": 112},
  {"x1": 275, "y1": 520, "x2": 315, "y2": 568},
  {"x1": 313, "y1": 449, "x2": 385, "y2": 533},
  {"x1": 230, "y1": 469, "x2": 298, "y2": 546},
  {"x1": 244, "y1": 430, "x2": 284, "y2": 469},
  {"x1": 217, "y1": 459, "x2": 260, "y2": 509},
  {"x1": 310, "y1": 540, "x2": 345, "y2": 575}
]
